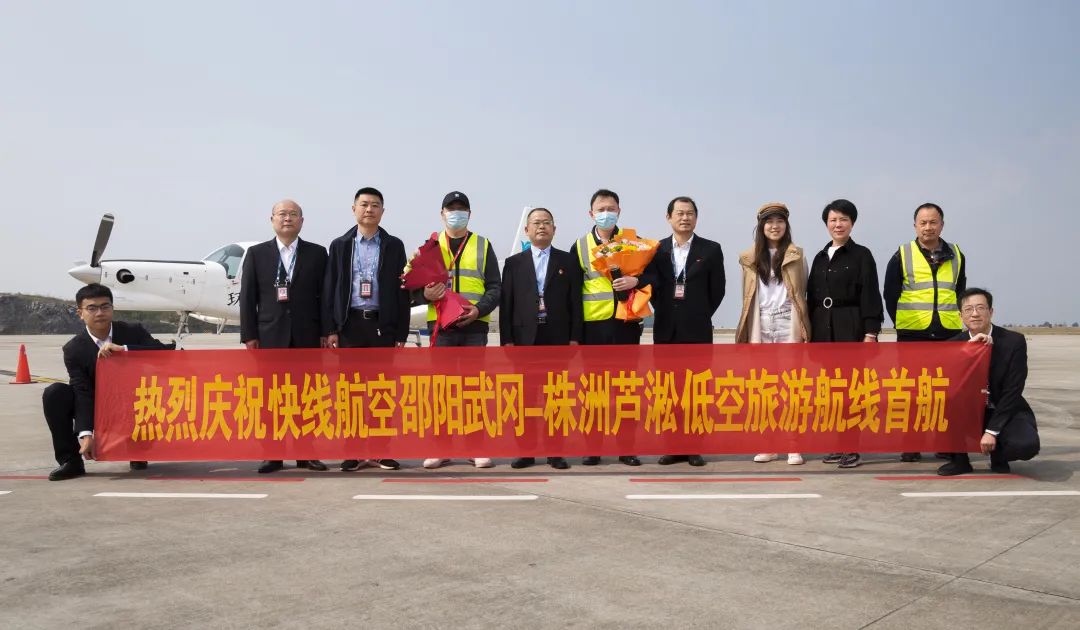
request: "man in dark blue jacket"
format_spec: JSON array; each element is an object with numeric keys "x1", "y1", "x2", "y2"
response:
[{"x1": 323, "y1": 186, "x2": 411, "y2": 472}]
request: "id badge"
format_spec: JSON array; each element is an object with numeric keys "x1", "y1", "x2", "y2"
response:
[
  {"x1": 276, "y1": 285, "x2": 290, "y2": 302},
  {"x1": 674, "y1": 283, "x2": 686, "y2": 300},
  {"x1": 360, "y1": 279, "x2": 373, "y2": 298}
]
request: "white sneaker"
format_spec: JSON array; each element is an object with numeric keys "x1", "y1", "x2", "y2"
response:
[
  {"x1": 469, "y1": 458, "x2": 494, "y2": 468},
  {"x1": 753, "y1": 453, "x2": 778, "y2": 463},
  {"x1": 423, "y1": 458, "x2": 449, "y2": 469},
  {"x1": 787, "y1": 453, "x2": 805, "y2": 465}
]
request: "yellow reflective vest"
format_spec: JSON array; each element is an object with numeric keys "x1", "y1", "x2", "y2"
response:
[
  {"x1": 896, "y1": 239, "x2": 963, "y2": 331},
  {"x1": 427, "y1": 231, "x2": 491, "y2": 323},
  {"x1": 576, "y1": 231, "x2": 617, "y2": 322}
]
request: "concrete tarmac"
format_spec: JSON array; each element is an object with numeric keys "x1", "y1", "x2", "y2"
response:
[{"x1": 1, "y1": 334, "x2": 1078, "y2": 629}]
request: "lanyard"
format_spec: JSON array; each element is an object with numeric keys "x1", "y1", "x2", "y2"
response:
[
  {"x1": 354, "y1": 236, "x2": 378, "y2": 279},
  {"x1": 446, "y1": 232, "x2": 471, "y2": 270},
  {"x1": 535, "y1": 249, "x2": 548, "y2": 295},
  {"x1": 446, "y1": 232, "x2": 471, "y2": 291},
  {"x1": 278, "y1": 247, "x2": 297, "y2": 282}
]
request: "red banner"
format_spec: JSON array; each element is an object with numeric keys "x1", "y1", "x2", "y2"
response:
[{"x1": 94, "y1": 342, "x2": 991, "y2": 461}]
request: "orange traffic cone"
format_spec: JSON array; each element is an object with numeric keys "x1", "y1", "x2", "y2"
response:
[{"x1": 10, "y1": 344, "x2": 31, "y2": 384}]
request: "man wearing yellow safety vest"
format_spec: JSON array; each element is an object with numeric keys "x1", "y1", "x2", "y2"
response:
[
  {"x1": 884, "y1": 202, "x2": 967, "y2": 463},
  {"x1": 567, "y1": 188, "x2": 657, "y2": 467},
  {"x1": 420, "y1": 191, "x2": 502, "y2": 470}
]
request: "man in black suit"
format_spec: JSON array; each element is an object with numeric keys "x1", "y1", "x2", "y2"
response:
[
  {"x1": 648, "y1": 196, "x2": 726, "y2": 467},
  {"x1": 500, "y1": 207, "x2": 582, "y2": 470},
  {"x1": 41, "y1": 283, "x2": 174, "y2": 481},
  {"x1": 324, "y1": 186, "x2": 410, "y2": 472},
  {"x1": 938, "y1": 288, "x2": 1040, "y2": 476},
  {"x1": 240, "y1": 198, "x2": 329, "y2": 474}
]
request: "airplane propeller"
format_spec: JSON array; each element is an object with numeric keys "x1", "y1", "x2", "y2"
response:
[{"x1": 90, "y1": 213, "x2": 114, "y2": 268}]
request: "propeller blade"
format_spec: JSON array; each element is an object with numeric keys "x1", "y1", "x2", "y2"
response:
[{"x1": 90, "y1": 213, "x2": 115, "y2": 268}]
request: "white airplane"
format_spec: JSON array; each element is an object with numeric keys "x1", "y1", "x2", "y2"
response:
[{"x1": 68, "y1": 209, "x2": 533, "y2": 344}]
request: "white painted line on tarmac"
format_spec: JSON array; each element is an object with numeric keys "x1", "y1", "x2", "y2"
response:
[
  {"x1": 0, "y1": 491, "x2": 11, "y2": 496},
  {"x1": 94, "y1": 492, "x2": 267, "y2": 499},
  {"x1": 352, "y1": 494, "x2": 538, "y2": 501},
  {"x1": 208, "y1": 468, "x2": 240, "y2": 473},
  {"x1": 626, "y1": 493, "x2": 822, "y2": 500},
  {"x1": 902, "y1": 490, "x2": 1080, "y2": 498}
]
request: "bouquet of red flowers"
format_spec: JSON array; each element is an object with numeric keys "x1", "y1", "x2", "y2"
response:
[{"x1": 401, "y1": 233, "x2": 473, "y2": 339}]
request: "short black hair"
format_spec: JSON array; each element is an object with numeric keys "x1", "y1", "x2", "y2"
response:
[
  {"x1": 959, "y1": 287, "x2": 993, "y2": 309},
  {"x1": 666, "y1": 196, "x2": 698, "y2": 217},
  {"x1": 914, "y1": 202, "x2": 944, "y2": 221},
  {"x1": 76, "y1": 283, "x2": 113, "y2": 307},
  {"x1": 821, "y1": 199, "x2": 858, "y2": 224},
  {"x1": 590, "y1": 188, "x2": 620, "y2": 208},
  {"x1": 354, "y1": 187, "x2": 384, "y2": 203},
  {"x1": 526, "y1": 207, "x2": 554, "y2": 222}
]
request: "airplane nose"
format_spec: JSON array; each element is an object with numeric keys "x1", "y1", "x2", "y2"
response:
[{"x1": 68, "y1": 263, "x2": 101, "y2": 284}]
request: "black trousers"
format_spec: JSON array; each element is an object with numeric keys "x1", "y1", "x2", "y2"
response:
[
  {"x1": 582, "y1": 317, "x2": 643, "y2": 345},
  {"x1": 341, "y1": 313, "x2": 396, "y2": 348},
  {"x1": 42, "y1": 383, "x2": 80, "y2": 465}
]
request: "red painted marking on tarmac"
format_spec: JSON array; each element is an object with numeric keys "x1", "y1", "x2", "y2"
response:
[
  {"x1": 145, "y1": 475, "x2": 305, "y2": 483},
  {"x1": 382, "y1": 478, "x2": 549, "y2": 483},
  {"x1": 629, "y1": 477, "x2": 803, "y2": 483},
  {"x1": 0, "y1": 475, "x2": 48, "y2": 480},
  {"x1": 874, "y1": 475, "x2": 1025, "y2": 481}
]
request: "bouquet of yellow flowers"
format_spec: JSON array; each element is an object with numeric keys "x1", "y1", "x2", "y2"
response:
[{"x1": 589, "y1": 228, "x2": 658, "y2": 321}]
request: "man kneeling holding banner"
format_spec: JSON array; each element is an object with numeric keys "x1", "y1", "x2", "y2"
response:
[{"x1": 938, "y1": 288, "x2": 1041, "y2": 476}]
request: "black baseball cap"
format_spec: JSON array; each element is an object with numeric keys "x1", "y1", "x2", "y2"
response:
[{"x1": 442, "y1": 191, "x2": 470, "y2": 210}]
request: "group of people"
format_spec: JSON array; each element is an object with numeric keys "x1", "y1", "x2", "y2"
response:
[{"x1": 40, "y1": 188, "x2": 1039, "y2": 481}]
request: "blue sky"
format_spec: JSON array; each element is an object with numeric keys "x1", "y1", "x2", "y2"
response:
[{"x1": 2, "y1": 0, "x2": 1077, "y2": 325}]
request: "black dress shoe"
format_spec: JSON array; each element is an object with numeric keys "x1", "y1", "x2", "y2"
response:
[
  {"x1": 990, "y1": 461, "x2": 1011, "y2": 474},
  {"x1": 935, "y1": 452, "x2": 952, "y2": 460},
  {"x1": 375, "y1": 459, "x2": 400, "y2": 470},
  {"x1": 341, "y1": 459, "x2": 362, "y2": 472},
  {"x1": 547, "y1": 457, "x2": 569, "y2": 470},
  {"x1": 302, "y1": 460, "x2": 328, "y2": 471},
  {"x1": 511, "y1": 457, "x2": 535, "y2": 469},
  {"x1": 619, "y1": 455, "x2": 642, "y2": 466},
  {"x1": 129, "y1": 461, "x2": 148, "y2": 471},
  {"x1": 657, "y1": 455, "x2": 684, "y2": 465},
  {"x1": 687, "y1": 455, "x2": 706, "y2": 467},
  {"x1": 822, "y1": 452, "x2": 844, "y2": 463},
  {"x1": 48, "y1": 459, "x2": 86, "y2": 481},
  {"x1": 581, "y1": 456, "x2": 601, "y2": 466},
  {"x1": 257, "y1": 460, "x2": 284, "y2": 474},
  {"x1": 900, "y1": 452, "x2": 922, "y2": 462},
  {"x1": 937, "y1": 460, "x2": 974, "y2": 476}
]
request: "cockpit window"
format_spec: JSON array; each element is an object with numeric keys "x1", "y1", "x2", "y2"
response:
[{"x1": 204, "y1": 244, "x2": 245, "y2": 279}]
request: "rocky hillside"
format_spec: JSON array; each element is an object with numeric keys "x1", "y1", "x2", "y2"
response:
[{"x1": 0, "y1": 294, "x2": 236, "y2": 335}]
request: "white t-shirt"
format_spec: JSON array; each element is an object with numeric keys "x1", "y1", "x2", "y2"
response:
[{"x1": 757, "y1": 248, "x2": 790, "y2": 310}]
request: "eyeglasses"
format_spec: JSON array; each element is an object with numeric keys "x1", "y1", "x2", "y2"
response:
[
  {"x1": 528, "y1": 220, "x2": 554, "y2": 228},
  {"x1": 273, "y1": 211, "x2": 301, "y2": 220},
  {"x1": 961, "y1": 305, "x2": 989, "y2": 315},
  {"x1": 81, "y1": 303, "x2": 113, "y2": 314},
  {"x1": 355, "y1": 202, "x2": 383, "y2": 210}
]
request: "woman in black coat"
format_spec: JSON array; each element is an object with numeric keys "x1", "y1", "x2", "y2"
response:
[{"x1": 806, "y1": 199, "x2": 884, "y2": 468}]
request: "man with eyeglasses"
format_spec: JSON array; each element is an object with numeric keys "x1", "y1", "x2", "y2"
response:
[
  {"x1": 41, "y1": 283, "x2": 175, "y2": 480},
  {"x1": 884, "y1": 202, "x2": 967, "y2": 462},
  {"x1": 323, "y1": 187, "x2": 410, "y2": 472},
  {"x1": 937, "y1": 288, "x2": 1040, "y2": 475},
  {"x1": 499, "y1": 207, "x2": 581, "y2": 470},
  {"x1": 240, "y1": 199, "x2": 330, "y2": 474}
]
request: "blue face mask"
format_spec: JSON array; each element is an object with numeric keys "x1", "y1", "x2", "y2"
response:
[
  {"x1": 445, "y1": 210, "x2": 470, "y2": 230},
  {"x1": 593, "y1": 210, "x2": 618, "y2": 230}
]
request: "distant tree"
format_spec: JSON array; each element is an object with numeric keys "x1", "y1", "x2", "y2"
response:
[
  {"x1": 1072, "y1": 322, "x2": 1079, "y2": 328},
  {"x1": 1041, "y1": 321, "x2": 1052, "y2": 328}
]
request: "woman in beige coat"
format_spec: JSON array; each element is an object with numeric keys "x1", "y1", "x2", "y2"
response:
[{"x1": 735, "y1": 203, "x2": 811, "y2": 465}]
